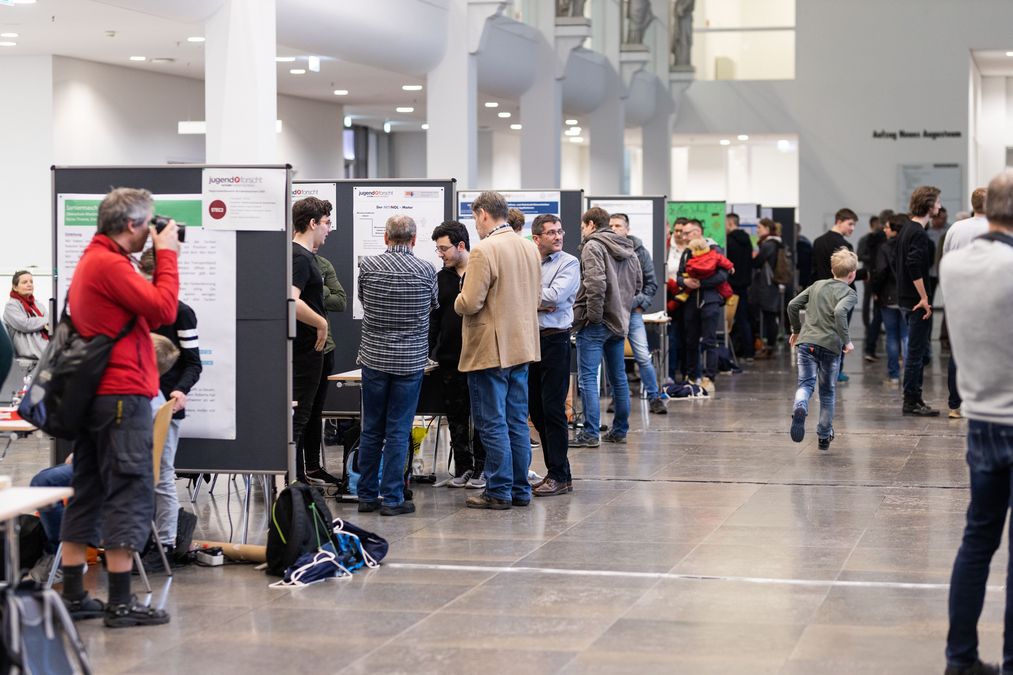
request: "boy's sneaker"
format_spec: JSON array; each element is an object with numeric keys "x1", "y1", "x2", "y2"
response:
[
  {"x1": 379, "y1": 501, "x2": 416, "y2": 516},
  {"x1": 63, "y1": 593, "x2": 106, "y2": 621},
  {"x1": 944, "y1": 660, "x2": 1000, "y2": 675},
  {"x1": 789, "y1": 408, "x2": 806, "y2": 443},
  {"x1": 104, "y1": 596, "x2": 170, "y2": 628},
  {"x1": 948, "y1": 408, "x2": 963, "y2": 419},
  {"x1": 837, "y1": 372, "x2": 850, "y2": 383},
  {"x1": 649, "y1": 398, "x2": 667, "y2": 415},
  {"x1": 448, "y1": 470, "x2": 473, "y2": 488},
  {"x1": 603, "y1": 430, "x2": 627, "y2": 444},
  {"x1": 530, "y1": 438, "x2": 541, "y2": 449},
  {"x1": 818, "y1": 432, "x2": 834, "y2": 451},
  {"x1": 570, "y1": 432, "x2": 599, "y2": 448},
  {"x1": 700, "y1": 377, "x2": 715, "y2": 392},
  {"x1": 466, "y1": 472, "x2": 487, "y2": 489}
]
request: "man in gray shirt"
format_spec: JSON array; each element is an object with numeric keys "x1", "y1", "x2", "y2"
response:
[{"x1": 942, "y1": 171, "x2": 1013, "y2": 675}]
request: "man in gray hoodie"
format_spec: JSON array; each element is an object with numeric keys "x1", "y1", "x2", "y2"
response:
[{"x1": 571, "y1": 207, "x2": 642, "y2": 447}]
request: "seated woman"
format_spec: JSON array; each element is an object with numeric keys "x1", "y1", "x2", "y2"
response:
[{"x1": 4, "y1": 270, "x2": 49, "y2": 362}]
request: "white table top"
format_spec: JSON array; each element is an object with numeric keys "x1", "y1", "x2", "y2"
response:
[
  {"x1": 329, "y1": 364, "x2": 438, "y2": 382},
  {"x1": 0, "y1": 407, "x2": 35, "y2": 434},
  {"x1": 0, "y1": 487, "x2": 72, "y2": 522}
]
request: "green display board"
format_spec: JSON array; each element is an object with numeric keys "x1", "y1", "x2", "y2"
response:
[{"x1": 666, "y1": 201, "x2": 726, "y2": 248}]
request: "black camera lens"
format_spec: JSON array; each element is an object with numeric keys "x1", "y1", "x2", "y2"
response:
[{"x1": 152, "y1": 215, "x2": 186, "y2": 243}]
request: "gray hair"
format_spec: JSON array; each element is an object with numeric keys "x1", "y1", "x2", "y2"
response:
[
  {"x1": 986, "y1": 172, "x2": 1013, "y2": 228},
  {"x1": 471, "y1": 191, "x2": 509, "y2": 221},
  {"x1": 97, "y1": 187, "x2": 154, "y2": 235},
  {"x1": 386, "y1": 215, "x2": 417, "y2": 244}
]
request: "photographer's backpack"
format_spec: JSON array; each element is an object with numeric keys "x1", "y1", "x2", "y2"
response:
[
  {"x1": 265, "y1": 484, "x2": 335, "y2": 577},
  {"x1": 0, "y1": 583, "x2": 93, "y2": 675}
]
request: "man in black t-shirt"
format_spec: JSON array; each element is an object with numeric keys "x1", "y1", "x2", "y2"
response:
[
  {"x1": 291, "y1": 197, "x2": 332, "y2": 481},
  {"x1": 811, "y1": 208, "x2": 863, "y2": 381}
]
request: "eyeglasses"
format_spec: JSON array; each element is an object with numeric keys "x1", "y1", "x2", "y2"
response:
[
  {"x1": 435, "y1": 245, "x2": 455, "y2": 253},
  {"x1": 539, "y1": 229, "x2": 564, "y2": 238}
]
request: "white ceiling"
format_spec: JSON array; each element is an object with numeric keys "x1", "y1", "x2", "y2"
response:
[
  {"x1": 973, "y1": 49, "x2": 1013, "y2": 76},
  {"x1": 0, "y1": 0, "x2": 546, "y2": 135}
]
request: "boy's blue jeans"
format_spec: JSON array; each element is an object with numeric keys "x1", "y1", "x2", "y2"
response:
[{"x1": 793, "y1": 343, "x2": 841, "y2": 440}]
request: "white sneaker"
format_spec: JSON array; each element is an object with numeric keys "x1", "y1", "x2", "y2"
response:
[
  {"x1": 466, "y1": 472, "x2": 487, "y2": 489},
  {"x1": 448, "y1": 469, "x2": 473, "y2": 488},
  {"x1": 527, "y1": 469, "x2": 543, "y2": 483}
]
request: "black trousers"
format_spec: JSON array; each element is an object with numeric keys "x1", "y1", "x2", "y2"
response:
[
  {"x1": 528, "y1": 331, "x2": 572, "y2": 483},
  {"x1": 439, "y1": 366, "x2": 485, "y2": 476},
  {"x1": 298, "y1": 349, "x2": 334, "y2": 475},
  {"x1": 292, "y1": 348, "x2": 324, "y2": 480}
]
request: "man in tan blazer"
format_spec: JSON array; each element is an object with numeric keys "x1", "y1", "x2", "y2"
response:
[{"x1": 455, "y1": 191, "x2": 542, "y2": 509}]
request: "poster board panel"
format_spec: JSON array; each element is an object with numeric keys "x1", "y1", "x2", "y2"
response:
[
  {"x1": 667, "y1": 201, "x2": 727, "y2": 248},
  {"x1": 586, "y1": 196, "x2": 666, "y2": 313}
]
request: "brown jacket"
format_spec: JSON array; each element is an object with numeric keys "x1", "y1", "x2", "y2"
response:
[{"x1": 454, "y1": 227, "x2": 542, "y2": 372}]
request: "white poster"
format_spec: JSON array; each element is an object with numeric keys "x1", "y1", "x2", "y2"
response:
[
  {"x1": 56, "y1": 193, "x2": 237, "y2": 440},
  {"x1": 587, "y1": 198, "x2": 656, "y2": 261},
  {"x1": 457, "y1": 190, "x2": 561, "y2": 242},
  {"x1": 351, "y1": 186, "x2": 446, "y2": 319},
  {"x1": 202, "y1": 167, "x2": 287, "y2": 231},
  {"x1": 291, "y1": 181, "x2": 337, "y2": 210}
]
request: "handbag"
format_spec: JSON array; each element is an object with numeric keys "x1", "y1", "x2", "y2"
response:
[{"x1": 18, "y1": 299, "x2": 135, "y2": 440}]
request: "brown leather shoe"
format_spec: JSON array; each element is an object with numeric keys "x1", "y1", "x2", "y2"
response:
[
  {"x1": 533, "y1": 478, "x2": 569, "y2": 497},
  {"x1": 529, "y1": 475, "x2": 547, "y2": 489},
  {"x1": 466, "y1": 492, "x2": 511, "y2": 510}
]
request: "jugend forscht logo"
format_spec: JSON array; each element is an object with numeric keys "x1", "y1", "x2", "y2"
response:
[
  {"x1": 208, "y1": 200, "x2": 227, "y2": 220},
  {"x1": 208, "y1": 175, "x2": 264, "y2": 186}
]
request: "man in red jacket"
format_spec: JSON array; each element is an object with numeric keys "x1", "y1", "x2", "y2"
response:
[{"x1": 59, "y1": 187, "x2": 180, "y2": 628}]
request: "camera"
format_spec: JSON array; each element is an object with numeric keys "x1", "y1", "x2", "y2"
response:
[{"x1": 152, "y1": 215, "x2": 186, "y2": 243}]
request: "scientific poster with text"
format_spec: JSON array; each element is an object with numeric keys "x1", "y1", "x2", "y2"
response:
[
  {"x1": 588, "y1": 198, "x2": 657, "y2": 261},
  {"x1": 458, "y1": 190, "x2": 561, "y2": 241},
  {"x1": 351, "y1": 186, "x2": 446, "y2": 319},
  {"x1": 56, "y1": 193, "x2": 237, "y2": 439}
]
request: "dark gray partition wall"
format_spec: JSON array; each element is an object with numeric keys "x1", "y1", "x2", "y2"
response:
[
  {"x1": 585, "y1": 195, "x2": 667, "y2": 313},
  {"x1": 294, "y1": 179, "x2": 456, "y2": 414},
  {"x1": 52, "y1": 165, "x2": 293, "y2": 474}
]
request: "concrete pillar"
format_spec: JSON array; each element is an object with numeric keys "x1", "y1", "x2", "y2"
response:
[
  {"x1": 204, "y1": 0, "x2": 277, "y2": 163},
  {"x1": 520, "y1": 1, "x2": 562, "y2": 188},
  {"x1": 0, "y1": 56, "x2": 54, "y2": 293},
  {"x1": 642, "y1": 81, "x2": 673, "y2": 196},
  {"x1": 589, "y1": 69, "x2": 625, "y2": 194}
]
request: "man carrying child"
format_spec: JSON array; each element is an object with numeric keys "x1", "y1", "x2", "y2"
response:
[{"x1": 787, "y1": 248, "x2": 858, "y2": 451}]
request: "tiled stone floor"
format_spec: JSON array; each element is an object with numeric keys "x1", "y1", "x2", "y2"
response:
[{"x1": 5, "y1": 349, "x2": 999, "y2": 674}]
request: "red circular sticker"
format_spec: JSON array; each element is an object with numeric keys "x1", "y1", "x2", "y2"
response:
[{"x1": 208, "y1": 199, "x2": 227, "y2": 220}]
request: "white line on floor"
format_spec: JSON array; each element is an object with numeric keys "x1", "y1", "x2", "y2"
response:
[{"x1": 387, "y1": 562, "x2": 1005, "y2": 592}]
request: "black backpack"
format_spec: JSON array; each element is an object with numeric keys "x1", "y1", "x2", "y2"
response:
[{"x1": 266, "y1": 484, "x2": 336, "y2": 577}]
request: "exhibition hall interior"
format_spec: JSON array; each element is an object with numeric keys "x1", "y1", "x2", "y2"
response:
[{"x1": 1, "y1": 0, "x2": 1013, "y2": 673}]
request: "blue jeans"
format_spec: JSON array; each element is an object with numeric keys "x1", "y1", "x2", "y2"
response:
[
  {"x1": 468, "y1": 365, "x2": 532, "y2": 502},
  {"x1": 151, "y1": 392, "x2": 181, "y2": 545},
  {"x1": 356, "y1": 365, "x2": 424, "y2": 507},
  {"x1": 902, "y1": 307, "x2": 932, "y2": 403},
  {"x1": 685, "y1": 300, "x2": 722, "y2": 381},
  {"x1": 30, "y1": 463, "x2": 74, "y2": 553},
  {"x1": 947, "y1": 421, "x2": 1013, "y2": 672},
  {"x1": 793, "y1": 343, "x2": 841, "y2": 439},
  {"x1": 628, "y1": 311, "x2": 660, "y2": 400},
  {"x1": 881, "y1": 306, "x2": 909, "y2": 379},
  {"x1": 576, "y1": 323, "x2": 630, "y2": 439}
]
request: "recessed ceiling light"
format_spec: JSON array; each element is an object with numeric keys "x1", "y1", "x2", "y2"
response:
[
  {"x1": 276, "y1": 56, "x2": 296, "y2": 63},
  {"x1": 150, "y1": 57, "x2": 175, "y2": 64},
  {"x1": 402, "y1": 84, "x2": 423, "y2": 92},
  {"x1": 0, "y1": 33, "x2": 19, "y2": 38},
  {"x1": 484, "y1": 102, "x2": 499, "y2": 108},
  {"x1": 564, "y1": 126, "x2": 582, "y2": 135},
  {"x1": 565, "y1": 119, "x2": 578, "y2": 126},
  {"x1": 289, "y1": 68, "x2": 306, "y2": 75},
  {"x1": 569, "y1": 136, "x2": 584, "y2": 144},
  {"x1": 187, "y1": 36, "x2": 205, "y2": 43},
  {"x1": 421, "y1": 123, "x2": 429, "y2": 130},
  {"x1": 344, "y1": 115, "x2": 352, "y2": 127},
  {"x1": 333, "y1": 89, "x2": 349, "y2": 96},
  {"x1": 777, "y1": 139, "x2": 792, "y2": 152},
  {"x1": 719, "y1": 139, "x2": 731, "y2": 146},
  {"x1": 307, "y1": 56, "x2": 320, "y2": 72},
  {"x1": 395, "y1": 106, "x2": 415, "y2": 113},
  {"x1": 383, "y1": 121, "x2": 391, "y2": 134},
  {"x1": 1006, "y1": 51, "x2": 1013, "y2": 57},
  {"x1": 510, "y1": 124, "x2": 523, "y2": 130},
  {"x1": 737, "y1": 134, "x2": 749, "y2": 141},
  {"x1": 129, "y1": 55, "x2": 146, "y2": 61},
  {"x1": 10, "y1": 0, "x2": 37, "y2": 4},
  {"x1": 0, "y1": 41, "x2": 16, "y2": 47},
  {"x1": 497, "y1": 112, "x2": 511, "y2": 118}
]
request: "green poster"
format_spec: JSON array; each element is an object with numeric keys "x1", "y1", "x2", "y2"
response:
[
  {"x1": 63, "y1": 199, "x2": 101, "y2": 227},
  {"x1": 153, "y1": 199, "x2": 203, "y2": 227},
  {"x1": 666, "y1": 201, "x2": 726, "y2": 248}
]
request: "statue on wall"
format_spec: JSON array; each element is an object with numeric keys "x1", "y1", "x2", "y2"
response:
[
  {"x1": 671, "y1": 0, "x2": 695, "y2": 68},
  {"x1": 556, "y1": 0, "x2": 587, "y2": 18},
  {"x1": 625, "y1": 0, "x2": 654, "y2": 45}
]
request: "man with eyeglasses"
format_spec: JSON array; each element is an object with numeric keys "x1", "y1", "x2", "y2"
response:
[
  {"x1": 528, "y1": 214, "x2": 580, "y2": 497},
  {"x1": 429, "y1": 221, "x2": 486, "y2": 489}
]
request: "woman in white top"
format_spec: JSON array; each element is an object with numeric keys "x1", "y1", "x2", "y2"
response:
[{"x1": 4, "y1": 271, "x2": 49, "y2": 361}]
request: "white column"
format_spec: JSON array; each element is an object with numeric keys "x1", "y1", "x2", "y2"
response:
[
  {"x1": 642, "y1": 82, "x2": 673, "y2": 196},
  {"x1": 0, "y1": 56, "x2": 54, "y2": 294},
  {"x1": 520, "y1": 1, "x2": 561, "y2": 188},
  {"x1": 589, "y1": 70, "x2": 625, "y2": 194},
  {"x1": 204, "y1": 0, "x2": 277, "y2": 163},
  {"x1": 427, "y1": 0, "x2": 478, "y2": 187}
]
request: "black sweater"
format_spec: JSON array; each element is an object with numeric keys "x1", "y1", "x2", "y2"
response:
[
  {"x1": 725, "y1": 229, "x2": 754, "y2": 290},
  {"x1": 894, "y1": 218, "x2": 932, "y2": 310},
  {"x1": 812, "y1": 229, "x2": 866, "y2": 285},
  {"x1": 154, "y1": 300, "x2": 202, "y2": 420},
  {"x1": 428, "y1": 266, "x2": 464, "y2": 368}
]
